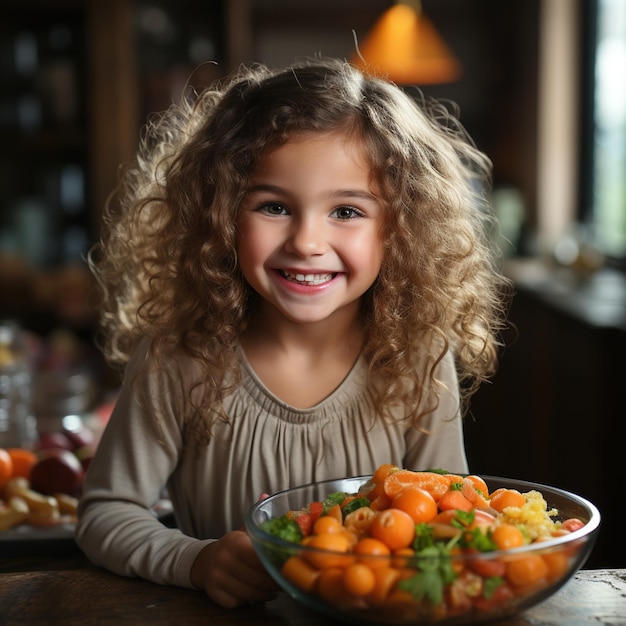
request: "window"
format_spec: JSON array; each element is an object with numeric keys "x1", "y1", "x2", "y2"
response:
[{"x1": 582, "y1": 0, "x2": 626, "y2": 263}]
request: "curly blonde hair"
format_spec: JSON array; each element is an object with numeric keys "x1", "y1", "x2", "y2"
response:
[{"x1": 91, "y1": 57, "x2": 510, "y2": 439}]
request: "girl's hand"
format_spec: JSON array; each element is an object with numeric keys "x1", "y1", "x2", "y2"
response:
[{"x1": 190, "y1": 529, "x2": 279, "y2": 608}]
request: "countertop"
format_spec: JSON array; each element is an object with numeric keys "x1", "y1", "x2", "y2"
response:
[{"x1": 1, "y1": 552, "x2": 624, "y2": 625}]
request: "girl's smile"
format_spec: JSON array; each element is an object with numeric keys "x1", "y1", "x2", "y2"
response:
[
  {"x1": 237, "y1": 130, "x2": 385, "y2": 327},
  {"x1": 276, "y1": 269, "x2": 338, "y2": 289}
]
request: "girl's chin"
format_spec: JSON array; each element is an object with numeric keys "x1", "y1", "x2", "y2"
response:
[{"x1": 269, "y1": 300, "x2": 361, "y2": 328}]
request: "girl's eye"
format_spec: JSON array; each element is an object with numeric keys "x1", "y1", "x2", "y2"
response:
[
  {"x1": 333, "y1": 206, "x2": 363, "y2": 220},
  {"x1": 259, "y1": 202, "x2": 288, "y2": 216}
]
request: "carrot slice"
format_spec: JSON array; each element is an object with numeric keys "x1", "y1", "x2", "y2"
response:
[
  {"x1": 326, "y1": 503, "x2": 342, "y2": 523},
  {"x1": 437, "y1": 489, "x2": 473, "y2": 512}
]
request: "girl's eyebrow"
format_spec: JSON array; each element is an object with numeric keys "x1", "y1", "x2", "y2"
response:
[
  {"x1": 246, "y1": 183, "x2": 286, "y2": 195},
  {"x1": 331, "y1": 189, "x2": 379, "y2": 203},
  {"x1": 247, "y1": 183, "x2": 378, "y2": 203}
]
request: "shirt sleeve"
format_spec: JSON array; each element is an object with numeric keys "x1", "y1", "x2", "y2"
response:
[
  {"x1": 75, "y1": 341, "x2": 212, "y2": 589},
  {"x1": 403, "y1": 350, "x2": 469, "y2": 475}
]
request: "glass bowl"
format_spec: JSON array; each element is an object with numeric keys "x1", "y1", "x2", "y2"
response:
[{"x1": 245, "y1": 475, "x2": 600, "y2": 625}]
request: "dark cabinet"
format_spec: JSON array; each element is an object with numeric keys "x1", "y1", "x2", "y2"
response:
[
  {"x1": 1, "y1": 2, "x2": 89, "y2": 268},
  {"x1": 466, "y1": 262, "x2": 626, "y2": 569},
  {"x1": 0, "y1": 0, "x2": 140, "y2": 333},
  {"x1": 1, "y1": 0, "x2": 230, "y2": 331}
]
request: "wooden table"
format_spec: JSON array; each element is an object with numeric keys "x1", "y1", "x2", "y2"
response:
[{"x1": 1, "y1": 552, "x2": 624, "y2": 625}]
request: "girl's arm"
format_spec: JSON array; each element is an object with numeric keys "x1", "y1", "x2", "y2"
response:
[
  {"x1": 75, "y1": 341, "x2": 209, "y2": 589},
  {"x1": 75, "y1": 341, "x2": 278, "y2": 606}
]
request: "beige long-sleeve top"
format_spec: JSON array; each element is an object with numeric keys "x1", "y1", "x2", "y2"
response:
[{"x1": 76, "y1": 342, "x2": 468, "y2": 590}]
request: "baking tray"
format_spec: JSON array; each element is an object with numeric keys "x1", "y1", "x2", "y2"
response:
[{"x1": 0, "y1": 501, "x2": 175, "y2": 559}]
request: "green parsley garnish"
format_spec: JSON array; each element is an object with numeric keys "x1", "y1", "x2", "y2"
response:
[
  {"x1": 322, "y1": 491, "x2": 347, "y2": 511},
  {"x1": 261, "y1": 516, "x2": 302, "y2": 543},
  {"x1": 483, "y1": 576, "x2": 505, "y2": 599},
  {"x1": 398, "y1": 523, "x2": 461, "y2": 604},
  {"x1": 398, "y1": 542, "x2": 458, "y2": 605},
  {"x1": 341, "y1": 497, "x2": 370, "y2": 516}
]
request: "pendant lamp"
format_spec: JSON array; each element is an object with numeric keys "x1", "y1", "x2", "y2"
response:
[{"x1": 352, "y1": 1, "x2": 461, "y2": 85}]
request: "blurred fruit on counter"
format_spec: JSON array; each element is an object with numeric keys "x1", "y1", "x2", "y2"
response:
[
  {"x1": 30, "y1": 447, "x2": 85, "y2": 497},
  {"x1": 33, "y1": 431, "x2": 74, "y2": 452}
]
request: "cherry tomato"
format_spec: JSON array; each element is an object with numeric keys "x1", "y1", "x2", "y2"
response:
[
  {"x1": 281, "y1": 555, "x2": 320, "y2": 592},
  {"x1": 392, "y1": 486, "x2": 437, "y2": 523},
  {"x1": 316, "y1": 568, "x2": 347, "y2": 606},
  {"x1": 342, "y1": 563, "x2": 376, "y2": 596},
  {"x1": 491, "y1": 523, "x2": 525, "y2": 550},
  {"x1": 489, "y1": 488, "x2": 526, "y2": 512},
  {"x1": 542, "y1": 549, "x2": 570, "y2": 582},
  {"x1": 505, "y1": 555, "x2": 549, "y2": 587},
  {"x1": 353, "y1": 537, "x2": 391, "y2": 568},
  {"x1": 369, "y1": 566, "x2": 401, "y2": 604},
  {"x1": 313, "y1": 515, "x2": 343, "y2": 535},
  {"x1": 369, "y1": 508, "x2": 415, "y2": 551},
  {"x1": 304, "y1": 533, "x2": 351, "y2": 569},
  {"x1": 561, "y1": 518, "x2": 585, "y2": 533}
]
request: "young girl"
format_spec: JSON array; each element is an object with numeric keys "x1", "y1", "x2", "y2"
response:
[{"x1": 76, "y1": 57, "x2": 509, "y2": 608}]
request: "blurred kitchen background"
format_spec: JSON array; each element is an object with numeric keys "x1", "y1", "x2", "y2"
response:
[{"x1": 1, "y1": 0, "x2": 624, "y2": 568}]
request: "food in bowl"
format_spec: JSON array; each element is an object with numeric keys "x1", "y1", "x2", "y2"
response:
[{"x1": 246, "y1": 465, "x2": 600, "y2": 625}]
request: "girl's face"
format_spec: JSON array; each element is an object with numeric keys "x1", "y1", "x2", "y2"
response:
[{"x1": 237, "y1": 131, "x2": 385, "y2": 327}]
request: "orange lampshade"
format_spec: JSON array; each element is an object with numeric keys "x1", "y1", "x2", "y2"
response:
[{"x1": 352, "y1": 2, "x2": 461, "y2": 85}]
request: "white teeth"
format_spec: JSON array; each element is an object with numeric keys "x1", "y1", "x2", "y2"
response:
[{"x1": 283, "y1": 271, "x2": 334, "y2": 285}]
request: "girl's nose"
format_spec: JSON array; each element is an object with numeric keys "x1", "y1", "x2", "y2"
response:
[{"x1": 284, "y1": 217, "x2": 328, "y2": 257}]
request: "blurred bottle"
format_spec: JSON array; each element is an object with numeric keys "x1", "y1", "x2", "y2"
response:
[{"x1": 0, "y1": 320, "x2": 37, "y2": 448}]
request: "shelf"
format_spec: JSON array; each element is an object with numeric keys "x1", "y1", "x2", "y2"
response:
[{"x1": 505, "y1": 258, "x2": 626, "y2": 332}]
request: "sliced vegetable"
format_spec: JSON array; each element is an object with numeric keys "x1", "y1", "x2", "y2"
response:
[{"x1": 341, "y1": 497, "x2": 370, "y2": 516}]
